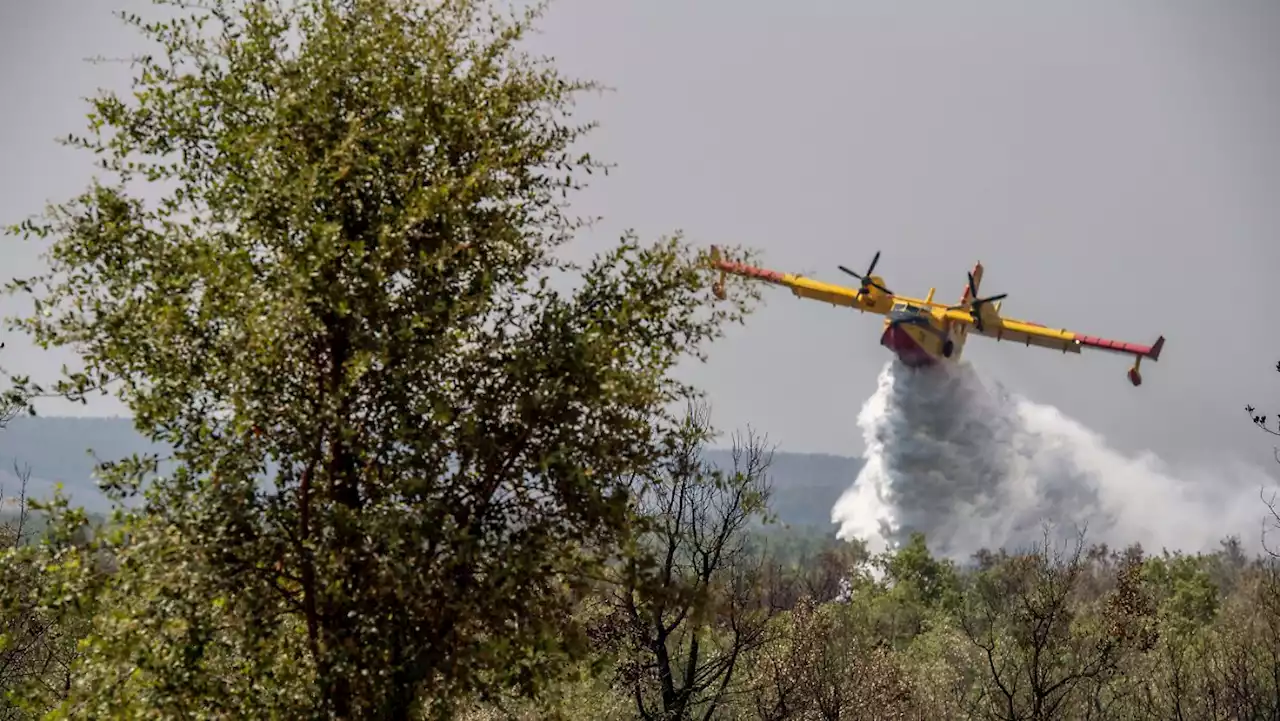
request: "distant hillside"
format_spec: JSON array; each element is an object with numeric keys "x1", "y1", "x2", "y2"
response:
[
  {"x1": 702, "y1": 448, "x2": 863, "y2": 530},
  {"x1": 0, "y1": 416, "x2": 165, "y2": 511},
  {"x1": 0, "y1": 417, "x2": 863, "y2": 527}
]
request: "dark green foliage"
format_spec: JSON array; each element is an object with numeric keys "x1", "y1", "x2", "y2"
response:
[
  {"x1": 2, "y1": 0, "x2": 757, "y2": 717},
  {"x1": 467, "y1": 523, "x2": 1280, "y2": 721},
  {"x1": 882, "y1": 532, "x2": 960, "y2": 609}
]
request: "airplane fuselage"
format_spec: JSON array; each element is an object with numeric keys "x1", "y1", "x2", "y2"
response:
[
  {"x1": 875, "y1": 266, "x2": 981, "y2": 368},
  {"x1": 878, "y1": 301, "x2": 967, "y2": 368}
]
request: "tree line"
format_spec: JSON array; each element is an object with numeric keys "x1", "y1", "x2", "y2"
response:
[
  {"x1": 2, "y1": 394, "x2": 1279, "y2": 720},
  {"x1": 0, "y1": 1, "x2": 1275, "y2": 718}
]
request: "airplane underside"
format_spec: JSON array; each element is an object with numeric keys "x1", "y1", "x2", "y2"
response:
[{"x1": 880, "y1": 323, "x2": 943, "y2": 368}]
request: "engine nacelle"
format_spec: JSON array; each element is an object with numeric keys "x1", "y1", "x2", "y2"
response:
[{"x1": 1127, "y1": 366, "x2": 1142, "y2": 386}]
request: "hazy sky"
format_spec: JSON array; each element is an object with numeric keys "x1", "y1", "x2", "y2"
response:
[{"x1": 2, "y1": 1, "x2": 1279, "y2": 470}]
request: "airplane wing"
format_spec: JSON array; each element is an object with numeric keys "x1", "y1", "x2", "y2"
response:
[
  {"x1": 940, "y1": 308, "x2": 1165, "y2": 361},
  {"x1": 711, "y1": 252, "x2": 884, "y2": 310}
]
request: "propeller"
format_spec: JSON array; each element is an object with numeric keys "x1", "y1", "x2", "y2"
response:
[
  {"x1": 947, "y1": 271, "x2": 1007, "y2": 332},
  {"x1": 837, "y1": 250, "x2": 892, "y2": 295}
]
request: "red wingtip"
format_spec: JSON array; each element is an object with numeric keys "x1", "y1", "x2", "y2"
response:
[{"x1": 1149, "y1": 335, "x2": 1165, "y2": 362}]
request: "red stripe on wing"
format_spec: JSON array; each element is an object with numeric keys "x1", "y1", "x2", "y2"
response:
[
  {"x1": 1076, "y1": 334, "x2": 1164, "y2": 360},
  {"x1": 713, "y1": 259, "x2": 787, "y2": 284}
]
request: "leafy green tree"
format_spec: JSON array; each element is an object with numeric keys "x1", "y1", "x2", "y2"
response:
[
  {"x1": 859, "y1": 533, "x2": 961, "y2": 648},
  {"x1": 1143, "y1": 553, "x2": 1220, "y2": 634},
  {"x1": 1191, "y1": 565, "x2": 1280, "y2": 719},
  {"x1": 881, "y1": 532, "x2": 960, "y2": 609},
  {"x1": 0, "y1": 383, "x2": 99, "y2": 719},
  {"x1": 0, "y1": 391, "x2": 87, "y2": 721},
  {"x1": 4, "y1": 0, "x2": 755, "y2": 717}
]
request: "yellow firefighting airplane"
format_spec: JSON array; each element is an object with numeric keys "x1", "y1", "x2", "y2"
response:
[{"x1": 709, "y1": 247, "x2": 1165, "y2": 386}]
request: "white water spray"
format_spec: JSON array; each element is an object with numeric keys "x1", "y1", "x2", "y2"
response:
[{"x1": 832, "y1": 360, "x2": 1277, "y2": 561}]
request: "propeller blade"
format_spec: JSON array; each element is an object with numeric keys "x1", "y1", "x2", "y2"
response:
[
  {"x1": 976, "y1": 293, "x2": 1008, "y2": 304},
  {"x1": 840, "y1": 252, "x2": 891, "y2": 294},
  {"x1": 967, "y1": 271, "x2": 979, "y2": 299}
]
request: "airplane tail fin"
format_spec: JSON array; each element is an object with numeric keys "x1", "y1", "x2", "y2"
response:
[
  {"x1": 1149, "y1": 335, "x2": 1165, "y2": 362},
  {"x1": 960, "y1": 262, "x2": 984, "y2": 303}
]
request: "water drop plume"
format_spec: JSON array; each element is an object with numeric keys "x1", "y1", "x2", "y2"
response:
[{"x1": 832, "y1": 360, "x2": 1275, "y2": 561}]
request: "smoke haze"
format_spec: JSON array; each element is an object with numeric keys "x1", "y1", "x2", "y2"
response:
[{"x1": 832, "y1": 360, "x2": 1276, "y2": 561}]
